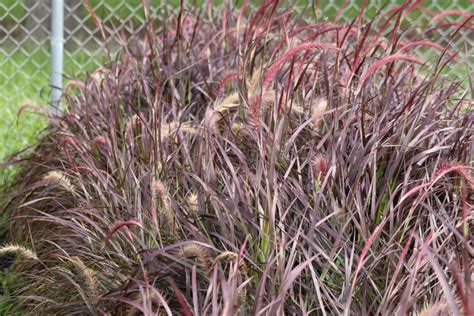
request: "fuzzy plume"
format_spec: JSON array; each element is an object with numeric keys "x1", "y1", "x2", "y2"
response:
[
  {"x1": 42, "y1": 170, "x2": 76, "y2": 193},
  {"x1": 0, "y1": 244, "x2": 38, "y2": 261}
]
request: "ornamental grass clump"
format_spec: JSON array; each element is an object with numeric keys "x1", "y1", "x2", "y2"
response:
[{"x1": 1, "y1": 1, "x2": 473, "y2": 315}]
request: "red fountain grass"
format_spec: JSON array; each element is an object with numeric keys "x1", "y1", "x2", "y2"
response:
[{"x1": 0, "y1": 1, "x2": 472, "y2": 315}]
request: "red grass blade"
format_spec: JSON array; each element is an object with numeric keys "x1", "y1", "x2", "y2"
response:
[
  {"x1": 401, "y1": 164, "x2": 474, "y2": 203},
  {"x1": 345, "y1": 221, "x2": 384, "y2": 315},
  {"x1": 263, "y1": 42, "x2": 338, "y2": 90},
  {"x1": 169, "y1": 279, "x2": 193, "y2": 316},
  {"x1": 103, "y1": 220, "x2": 142, "y2": 246},
  {"x1": 84, "y1": 0, "x2": 107, "y2": 44},
  {"x1": 358, "y1": 54, "x2": 424, "y2": 87},
  {"x1": 398, "y1": 40, "x2": 460, "y2": 63}
]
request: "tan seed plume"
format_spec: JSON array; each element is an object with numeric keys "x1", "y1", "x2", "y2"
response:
[
  {"x1": 186, "y1": 193, "x2": 199, "y2": 214},
  {"x1": 180, "y1": 243, "x2": 211, "y2": 272},
  {"x1": 160, "y1": 121, "x2": 197, "y2": 139},
  {"x1": 42, "y1": 170, "x2": 76, "y2": 193},
  {"x1": 69, "y1": 256, "x2": 99, "y2": 304},
  {"x1": 64, "y1": 80, "x2": 85, "y2": 94},
  {"x1": 416, "y1": 302, "x2": 447, "y2": 316},
  {"x1": 0, "y1": 244, "x2": 38, "y2": 261},
  {"x1": 311, "y1": 99, "x2": 327, "y2": 129},
  {"x1": 154, "y1": 181, "x2": 175, "y2": 230},
  {"x1": 17, "y1": 101, "x2": 48, "y2": 117}
]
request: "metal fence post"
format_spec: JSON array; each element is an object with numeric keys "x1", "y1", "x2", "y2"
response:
[{"x1": 50, "y1": 0, "x2": 64, "y2": 112}]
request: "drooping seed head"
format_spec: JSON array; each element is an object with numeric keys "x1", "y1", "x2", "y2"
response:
[{"x1": 42, "y1": 170, "x2": 76, "y2": 193}]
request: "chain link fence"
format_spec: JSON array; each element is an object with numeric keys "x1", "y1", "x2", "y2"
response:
[{"x1": 0, "y1": 0, "x2": 473, "y2": 158}]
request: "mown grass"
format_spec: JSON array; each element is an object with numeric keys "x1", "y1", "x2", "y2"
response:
[
  {"x1": 0, "y1": 50, "x2": 49, "y2": 160},
  {"x1": 0, "y1": 48, "x2": 112, "y2": 181}
]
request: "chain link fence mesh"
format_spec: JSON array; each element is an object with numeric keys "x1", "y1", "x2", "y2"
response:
[{"x1": 0, "y1": 0, "x2": 473, "y2": 158}]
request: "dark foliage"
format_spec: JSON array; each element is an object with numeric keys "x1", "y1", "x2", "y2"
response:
[{"x1": 1, "y1": 1, "x2": 473, "y2": 315}]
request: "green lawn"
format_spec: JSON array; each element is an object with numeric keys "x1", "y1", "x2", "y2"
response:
[
  {"x1": 0, "y1": 47, "x2": 115, "y2": 190},
  {"x1": 0, "y1": 49, "x2": 48, "y2": 159},
  {"x1": 0, "y1": 48, "x2": 111, "y2": 161}
]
